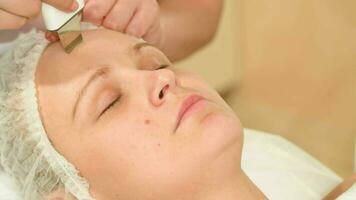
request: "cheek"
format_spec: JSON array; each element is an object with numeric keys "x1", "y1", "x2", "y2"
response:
[
  {"x1": 86, "y1": 112, "x2": 169, "y2": 170},
  {"x1": 194, "y1": 112, "x2": 244, "y2": 176},
  {"x1": 177, "y1": 72, "x2": 219, "y2": 97},
  {"x1": 90, "y1": 121, "x2": 186, "y2": 194},
  {"x1": 74, "y1": 118, "x2": 168, "y2": 194},
  {"x1": 177, "y1": 72, "x2": 233, "y2": 112}
]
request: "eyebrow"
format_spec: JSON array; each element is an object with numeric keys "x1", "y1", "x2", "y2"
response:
[
  {"x1": 72, "y1": 67, "x2": 109, "y2": 119},
  {"x1": 72, "y1": 42, "x2": 154, "y2": 120}
]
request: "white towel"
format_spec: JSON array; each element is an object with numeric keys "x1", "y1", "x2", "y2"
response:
[{"x1": 242, "y1": 128, "x2": 342, "y2": 200}]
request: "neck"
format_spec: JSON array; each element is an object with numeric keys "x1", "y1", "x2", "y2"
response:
[{"x1": 200, "y1": 171, "x2": 267, "y2": 200}]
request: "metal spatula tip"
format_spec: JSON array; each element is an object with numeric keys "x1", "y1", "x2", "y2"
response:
[
  {"x1": 63, "y1": 34, "x2": 82, "y2": 53},
  {"x1": 57, "y1": 13, "x2": 82, "y2": 53}
]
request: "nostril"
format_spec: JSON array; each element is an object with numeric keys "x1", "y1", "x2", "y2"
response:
[
  {"x1": 159, "y1": 90, "x2": 164, "y2": 99},
  {"x1": 159, "y1": 85, "x2": 170, "y2": 99}
]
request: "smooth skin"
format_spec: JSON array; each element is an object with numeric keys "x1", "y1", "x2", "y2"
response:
[
  {"x1": 1, "y1": 0, "x2": 222, "y2": 61},
  {"x1": 36, "y1": 29, "x2": 266, "y2": 200},
  {"x1": 323, "y1": 174, "x2": 356, "y2": 200},
  {"x1": 0, "y1": 0, "x2": 78, "y2": 29},
  {"x1": 80, "y1": 0, "x2": 223, "y2": 61}
]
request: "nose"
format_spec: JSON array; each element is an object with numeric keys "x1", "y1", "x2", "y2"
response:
[{"x1": 149, "y1": 69, "x2": 177, "y2": 107}]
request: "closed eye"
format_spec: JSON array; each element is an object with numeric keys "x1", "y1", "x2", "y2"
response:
[
  {"x1": 156, "y1": 64, "x2": 170, "y2": 70},
  {"x1": 97, "y1": 64, "x2": 169, "y2": 119},
  {"x1": 99, "y1": 96, "x2": 121, "y2": 118}
]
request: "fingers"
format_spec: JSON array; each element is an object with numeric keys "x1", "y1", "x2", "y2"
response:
[
  {"x1": 0, "y1": 0, "x2": 41, "y2": 18},
  {"x1": 0, "y1": 0, "x2": 77, "y2": 30},
  {"x1": 42, "y1": 0, "x2": 78, "y2": 12},
  {"x1": 125, "y1": 0, "x2": 160, "y2": 38},
  {"x1": 83, "y1": 0, "x2": 116, "y2": 25},
  {"x1": 0, "y1": 9, "x2": 27, "y2": 29},
  {"x1": 103, "y1": 0, "x2": 137, "y2": 32},
  {"x1": 45, "y1": 31, "x2": 59, "y2": 42},
  {"x1": 142, "y1": 20, "x2": 162, "y2": 46},
  {"x1": 84, "y1": 0, "x2": 161, "y2": 42}
]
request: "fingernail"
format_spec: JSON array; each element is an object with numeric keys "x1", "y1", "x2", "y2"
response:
[{"x1": 70, "y1": 1, "x2": 79, "y2": 11}]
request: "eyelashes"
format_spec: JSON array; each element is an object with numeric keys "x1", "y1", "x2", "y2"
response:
[
  {"x1": 156, "y1": 64, "x2": 170, "y2": 70},
  {"x1": 99, "y1": 96, "x2": 121, "y2": 118}
]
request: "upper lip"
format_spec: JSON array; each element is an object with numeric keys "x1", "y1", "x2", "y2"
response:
[{"x1": 174, "y1": 94, "x2": 204, "y2": 131}]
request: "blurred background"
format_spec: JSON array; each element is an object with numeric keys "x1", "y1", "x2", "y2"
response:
[{"x1": 176, "y1": 0, "x2": 356, "y2": 178}]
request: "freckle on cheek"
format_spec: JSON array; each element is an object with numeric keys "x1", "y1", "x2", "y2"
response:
[{"x1": 144, "y1": 119, "x2": 150, "y2": 125}]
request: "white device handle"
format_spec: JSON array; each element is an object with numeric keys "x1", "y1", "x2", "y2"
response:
[{"x1": 42, "y1": 0, "x2": 84, "y2": 31}]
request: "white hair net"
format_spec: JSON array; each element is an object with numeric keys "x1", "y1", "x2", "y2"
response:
[{"x1": 0, "y1": 29, "x2": 93, "y2": 200}]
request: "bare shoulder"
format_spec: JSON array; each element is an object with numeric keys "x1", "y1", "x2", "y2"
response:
[{"x1": 323, "y1": 174, "x2": 356, "y2": 200}]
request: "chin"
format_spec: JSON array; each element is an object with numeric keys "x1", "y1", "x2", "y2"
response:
[
  {"x1": 191, "y1": 111, "x2": 244, "y2": 182},
  {"x1": 198, "y1": 110, "x2": 243, "y2": 158}
]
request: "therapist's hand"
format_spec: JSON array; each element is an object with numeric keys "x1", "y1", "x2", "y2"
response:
[
  {"x1": 82, "y1": 0, "x2": 162, "y2": 46},
  {"x1": 0, "y1": 0, "x2": 79, "y2": 30}
]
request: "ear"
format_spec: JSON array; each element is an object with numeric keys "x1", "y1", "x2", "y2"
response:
[{"x1": 46, "y1": 188, "x2": 77, "y2": 200}]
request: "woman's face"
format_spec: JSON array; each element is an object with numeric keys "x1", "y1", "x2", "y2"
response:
[{"x1": 36, "y1": 29, "x2": 243, "y2": 200}]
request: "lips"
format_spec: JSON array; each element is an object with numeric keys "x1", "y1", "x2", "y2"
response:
[{"x1": 175, "y1": 94, "x2": 205, "y2": 131}]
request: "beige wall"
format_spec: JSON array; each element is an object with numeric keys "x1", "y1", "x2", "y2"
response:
[
  {"x1": 230, "y1": 0, "x2": 356, "y2": 177},
  {"x1": 175, "y1": 0, "x2": 241, "y2": 92}
]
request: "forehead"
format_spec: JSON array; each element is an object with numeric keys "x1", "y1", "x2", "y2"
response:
[
  {"x1": 35, "y1": 29, "x2": 142, "y2": 130},
  {"x1": 46, "y1": 28, "x2": 139, "y2": 58},
  {"x1": 37, "y1": 29, "x2": 140, "y2": 84}
]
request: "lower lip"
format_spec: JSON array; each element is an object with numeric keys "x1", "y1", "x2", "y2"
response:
[{"x1": 176, "y1": 98, "x2": 206, "y2": 129}]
